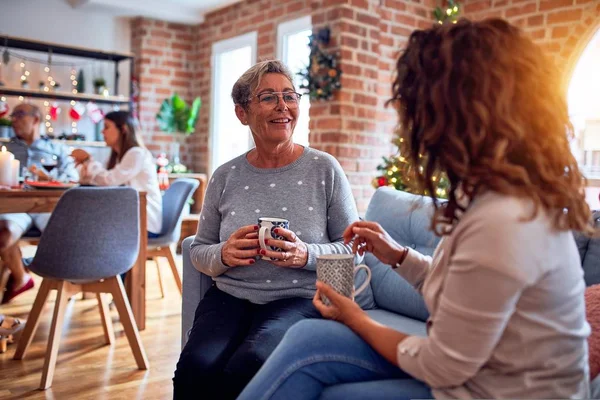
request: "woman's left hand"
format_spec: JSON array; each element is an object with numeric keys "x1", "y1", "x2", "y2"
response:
[
  {"x1": 263, "y1": 227, "x2": 308, "y2": 268},
  {"x1": 313, "y1": 281, "x2": 366, "y2": 327}
]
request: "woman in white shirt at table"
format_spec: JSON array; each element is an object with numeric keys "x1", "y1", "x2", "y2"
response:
[{"x1": 71, "y1": 111, "x2": 163, "y2": 237}]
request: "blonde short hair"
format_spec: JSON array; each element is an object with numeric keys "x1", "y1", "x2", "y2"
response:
[{"x1": 231, "y1": 60, "x2": 295, "y2": 109}]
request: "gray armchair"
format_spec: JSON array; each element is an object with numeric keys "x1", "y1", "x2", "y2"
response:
[{"x1": 14, "y1": 187, "x2": 149, "y2": 390}]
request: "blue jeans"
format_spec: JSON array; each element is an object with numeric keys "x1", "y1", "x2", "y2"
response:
[
  {"x1": 238, "y1": 319, "x2": 432, "y2": 400},
  {"x1": 173, "y1": 286, "x2": 322, "y2": 400}
]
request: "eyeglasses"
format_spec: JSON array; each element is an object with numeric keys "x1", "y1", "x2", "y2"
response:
[
  {"x1": 251, "y1": 92, "x2": 302, "y2": 108},
  {"x1": 9, "y1": 111, "x2": 36, "y2": 119}
]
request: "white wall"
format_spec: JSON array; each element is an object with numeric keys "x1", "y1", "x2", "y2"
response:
[
  {"x1": 0, "y1": 0, "x2": 131, "y2": 52},
  {"x1": 0, "y1": 0, "x2": 131, "y2": 144}
]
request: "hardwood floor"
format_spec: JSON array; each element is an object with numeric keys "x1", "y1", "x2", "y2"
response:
[{"x1": 0, "y1": 247, "x2": 182, "y2": 400}]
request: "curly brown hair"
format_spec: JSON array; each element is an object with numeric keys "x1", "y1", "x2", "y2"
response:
[{"x1": 388, "y1": 18, "x2": 594, "y2": 236}]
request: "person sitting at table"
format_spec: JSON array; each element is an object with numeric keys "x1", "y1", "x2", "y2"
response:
[
  {"x1": 71, "y1": 111, "x2": 163, "y2": 238},
  {"x1": 0, "y1": 103, "x2": 78, "y2": 303},
  {"x1": 172, "y1": 60, "x2": 360, "y2": 400}
]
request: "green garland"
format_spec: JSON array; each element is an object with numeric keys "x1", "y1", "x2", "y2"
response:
[{"x1": 298, "y1": 28, "x2": 342, "y2": 101}]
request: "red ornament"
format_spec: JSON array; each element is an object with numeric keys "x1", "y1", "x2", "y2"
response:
[
  {"x1": 49, "y1": 103, "x2": 61, "y2": 121},
  {"x1": 377, "y1": 176, "x2": 387, "y2": 187},
  {"x1": 69, "y1": 102, "x2": 85, "y2": 121},
  {"x1": 0, "y1": 101, "x2": 8, "y2": 118}
]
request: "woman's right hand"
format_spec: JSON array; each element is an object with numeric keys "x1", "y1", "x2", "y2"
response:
[
  {"x1": 342, "y1": 221, "x2": 405, "y2": 266},
  {"x1": 70, "y1": 149, "x2": 90, "y2": 165},
  {"x1": 221, "y1": 225, "x2": 260, "y2": 267}
]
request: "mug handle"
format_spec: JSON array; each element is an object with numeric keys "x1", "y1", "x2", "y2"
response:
[
  {"x1": 353, "y1": 264, "x2": 372, "y2": 297},
  {"x1": 258, "y1": 226, "x2": 270, "y2": 252}
]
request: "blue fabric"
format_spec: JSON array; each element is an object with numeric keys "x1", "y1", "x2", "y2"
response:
[
  {"x1": 148, "y1": 231, "x2": 160, "y2": 238},
  {"x1": 29, "y1": 187, "x2": 139, "y2": 281},
  {"x1": 364, "y1": 188, "x2": 441, "y2": 321},
  {"x1": 238, "y1": 319, "x2": 432, "y2": 400}
]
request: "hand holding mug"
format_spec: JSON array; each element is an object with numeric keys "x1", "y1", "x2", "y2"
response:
[
  {"x1": 221, "y1": 224, "x2": 260, "y2": 267},
  {"x1": 313, "y1": 281, "x2": 366, "y2": 325},
  {"x1": 342, "y1": 221, "x2": 406, "y2": 266},
  {"x1": 266, "y1": 227, "x2": 308, "y2": 268}
]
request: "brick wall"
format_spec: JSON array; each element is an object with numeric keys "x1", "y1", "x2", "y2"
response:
[
  {"x1": 130, "y1": 17, "x2": 196, "y2": 166},
  {"x1": 131, "y1": 0, "x2": 600, "y2": 212},
  {"x1": 464, "y1": 0, "x2": 600, "y2": 87}
]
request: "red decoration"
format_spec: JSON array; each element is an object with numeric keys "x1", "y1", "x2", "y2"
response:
[
  {"x1": 377, "y1": 176, "x2": 387, "y2": 187},
  {"x1": 69, "y1": 102, "x2": 85, "y2": 121},
  {"x1": 0, "y1": 101, "x2": 9, "y2": 118},
  {"x1": 49, "y1": 103, "x2": 60, "y2": 121}
]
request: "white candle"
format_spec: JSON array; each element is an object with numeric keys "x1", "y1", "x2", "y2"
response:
[
  {"x1": 0, "y1": 146, "x2": 14, "y2": 187},
  {"x1": 11, "y1": 159, "x2": 20, "y2": 187}
]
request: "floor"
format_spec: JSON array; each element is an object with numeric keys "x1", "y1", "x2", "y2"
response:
[{"x1": 0, "y1": 246, "x2": 183, "y2": 400}]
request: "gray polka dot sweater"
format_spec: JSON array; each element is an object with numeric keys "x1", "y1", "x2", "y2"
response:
[{"x1": 190, "y1": 147, "x2": 359, "y2": 304}]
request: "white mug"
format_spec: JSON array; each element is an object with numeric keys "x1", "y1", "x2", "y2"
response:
[
  {"x1": 258, "y1": 217, "x2": 289, "y2": 261},
  {"x1": 316, "y1": 254, "x2": 371, "y2": 305}
]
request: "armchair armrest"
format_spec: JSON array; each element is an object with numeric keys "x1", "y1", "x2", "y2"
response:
[{"x1": 181, "y1": 236, "x2": 213, "y2": 349}]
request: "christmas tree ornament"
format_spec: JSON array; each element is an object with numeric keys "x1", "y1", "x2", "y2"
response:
[
  {"x1": 49, "y1": 103, "x2": 61, "y2": 121},
  {"x1": 69, "y1": 102, "x2": 85, "y2": 121}
]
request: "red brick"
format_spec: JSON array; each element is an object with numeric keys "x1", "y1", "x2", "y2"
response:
[
  {"x1": 547, "y1": 8, "x2": 583, "y2": 23},
  {"x1": 551, "y1": 26, "x2": 571, "y2": 38},
  {"x1": 540, "y1": 0, "x2": 575, "y2": 11},
  {"x1": 149, "y1": 68, "x2": 171, "y2": 76},
  {"x1": 527, "y1": 15, "x2": 545, "y2": 26},
  {"x1": 505, "y1": 3, "x2": 537, "y2": 17},
  {"x1": 151, "y1": 29, "x2": 173, "y2": 39},
  {"x1": 357, "y1": 12, "x2": 380, "y2": 27},
  {"x1": 394, "y1": 14, "x2": 416, "y2": 26},
  {"x1": 463, "y1": 0, "x2": 492, "y2": 13}
]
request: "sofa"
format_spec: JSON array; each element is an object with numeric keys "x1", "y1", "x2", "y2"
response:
[{"x1": 181, "y1": 186, "x2": 600, "y2": 395}]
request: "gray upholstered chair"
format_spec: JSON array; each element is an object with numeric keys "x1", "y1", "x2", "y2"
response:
[
  {"x1": 148, "y1": 178, "x2": 199, "y2": 297},
  {"x1": 13, "y1": 187, "x2": 149, "y2": 390}
]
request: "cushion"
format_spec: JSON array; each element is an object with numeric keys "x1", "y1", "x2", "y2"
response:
[
  {"x1": 585, "y1": 284, "x2": 600, "y2": 379},
  {"x1": 354, "y1": 266, "x2": 376, "y2": 310}
]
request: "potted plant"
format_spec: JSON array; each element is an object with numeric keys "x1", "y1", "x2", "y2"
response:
[
  {"x1": 156, "y1": 93, "x2": 201, "y2": 171},
  {"x1": 0, "y1": 118, "x2": 13, "y2": 138},
  {"x1": 93, "y1": 77, "x2": 106, "y2": 95}
]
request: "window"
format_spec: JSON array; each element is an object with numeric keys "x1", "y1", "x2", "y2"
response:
[
  {"x1": 278, "y1": 16, "x2": 312, "y2": 147},
  {"x1": 210, "y1": 32, "x2": 257, "y2": 173},
  {"x1": 568, "y1": 29, "x2": 600, "y2": 178}
]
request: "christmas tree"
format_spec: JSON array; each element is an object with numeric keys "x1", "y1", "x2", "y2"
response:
[
  {"x1": 371, "y1": 1, "x2": 461, "y2": 199},
  {"x1": 372, "y1": 137, "x2": 450, "y2": 199}
]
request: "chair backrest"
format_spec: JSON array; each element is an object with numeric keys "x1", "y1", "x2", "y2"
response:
[
  {"x1": 158, "y1": 178, "x2": 200, "y2": 243},
  {"x1": 29, "y1": 186, "x2": 140, "y2": 281}
]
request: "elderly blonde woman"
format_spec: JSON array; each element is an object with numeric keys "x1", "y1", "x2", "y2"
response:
[{"x1": 173, "y1": 60, "x2": 359, "y2": 399}]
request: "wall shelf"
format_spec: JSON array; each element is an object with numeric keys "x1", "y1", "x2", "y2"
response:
[
  {"x1": 0, "y1": 86, "x2": 130, "y2": 106},
  {"x1": 1, "y1": 35, "x2": 134, "y2": 62},
  {"x1": 0, "y1": 137, "x2": 107, "y2": 147}
]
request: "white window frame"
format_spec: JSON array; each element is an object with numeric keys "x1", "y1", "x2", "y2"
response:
[
  {"x1": 277, "y1": 16, "x2": 312, "y2": 146},
  {"x1": 209, "y1": 31, "x2": 257, "y2": 173},
  {"x1": 277, "y1": 16, "x2": 312, "y2": 61}
]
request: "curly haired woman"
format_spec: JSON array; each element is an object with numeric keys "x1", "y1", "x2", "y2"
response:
[{"x1": 238, "y1": 18, "x2": 594, "y2": 400}]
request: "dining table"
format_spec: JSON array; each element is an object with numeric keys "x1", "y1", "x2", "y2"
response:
[{"x1": 0, "y1": 186, "x2": 148, "y2": 330}]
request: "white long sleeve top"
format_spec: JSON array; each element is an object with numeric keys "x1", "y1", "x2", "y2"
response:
[
  {"x1": 77, "y1": 147, "x2": 163, "y2": 234},
  {"x1": 395, "y1": 191, "x2": 590, "y2": 399}
]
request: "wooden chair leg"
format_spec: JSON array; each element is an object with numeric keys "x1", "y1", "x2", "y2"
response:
[
  {"x1": 97, "y1": 293, "x2": 115, "y2": 345},
  {"x1": 154, "y1": 257, "x2": 165, "y2": 299},
  {"x1": 164, "y1": 247, "x2": 182, "y2": 295},
  {"x1": 14, "y1": 279, "x2": 52, "y2": 360},
  {"x1": 0, "y1": 337, "x2": 7, "y2": 353},
  {"x1": 40, "y1": 280, "x2": 69, "y2": 390},
  {"x1": 0, "y1": 264, "x2": 11, "y2": 304},
  {"x1": 108, "y1": 276, "x2": 149, "y2": 370}
]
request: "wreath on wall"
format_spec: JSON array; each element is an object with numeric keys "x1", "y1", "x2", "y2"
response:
[{"x1": 298, "y1": 28, "x2": 342, "y2": 101}]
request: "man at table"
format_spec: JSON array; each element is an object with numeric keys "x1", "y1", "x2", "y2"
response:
[{"x1": 0, "y1": 103, "x2": 78, "y2": 303}]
